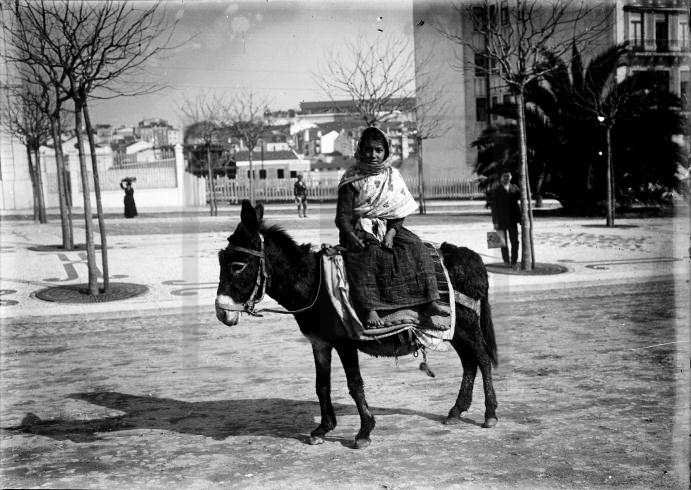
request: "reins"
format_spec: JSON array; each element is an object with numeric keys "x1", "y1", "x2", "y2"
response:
[{"x1": 226, "y1": 233, "x2": 322, "y2": 317}]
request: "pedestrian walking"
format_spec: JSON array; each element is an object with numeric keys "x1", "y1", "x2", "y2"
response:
[
  {"x1": 294, "y1": 174, "x2": 308, "y2": 218},
  {"x1": 487, "y1": 171, "x2": 521, "y2": 266},
  {"x1": 120, "y1": 177, "x2": 138, "y2": 218},
  {"x1": 336, "y1": 126, "x2": 448, "y2": 328}
]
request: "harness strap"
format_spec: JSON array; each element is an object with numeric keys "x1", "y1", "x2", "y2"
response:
[
  {"x1": 229, "y1": 245, "x2": 264, "y2": 258},
  {"x1": 255, "y1": 259, "x2": 322, "y2": 315},
  {"x1": 455, "y1": 291, "x2": 481, "y2": 316},
  {"x1": 226, "y1": 235, "x2": 322, "y2": 317}
]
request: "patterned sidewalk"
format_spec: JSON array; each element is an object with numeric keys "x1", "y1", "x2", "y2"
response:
[{"x1": 0, "y1": 206, "x2": 688, "y2": 320}]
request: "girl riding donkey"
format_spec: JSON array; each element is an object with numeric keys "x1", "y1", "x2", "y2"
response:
[
  {"x1": 336, "y1": 126, "x2": 449, "y2": 327},
  {"x1": 215, "y1": 126, "x2": 498, "y2": 448}
]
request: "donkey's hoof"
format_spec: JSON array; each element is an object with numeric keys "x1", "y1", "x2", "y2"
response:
[
  {"x1": 482, "y1": 417, "x2": 498, "y2": 428},
  {"x1": 309, "y1": 435, "x2": 325, "y2": 445},
  {"x1": 354, "y1": 437, "x2": 371, "y2": 449},
  {"x1": 443, "y1": 415, "x2": 462, "y2": 426}
]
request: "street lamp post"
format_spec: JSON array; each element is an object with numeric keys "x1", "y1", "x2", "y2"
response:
[{"x1": 598, "y1": 115, "x2": 614, "y2": 227}]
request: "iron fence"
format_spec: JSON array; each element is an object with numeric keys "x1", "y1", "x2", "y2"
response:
[{"x1": 210, "y1": 175, "x2": 483, "y2": 203}]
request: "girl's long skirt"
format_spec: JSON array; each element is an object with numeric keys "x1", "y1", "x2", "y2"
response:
[{"x1": 343, "y1": 226, "x2": 439, "y2": 311}]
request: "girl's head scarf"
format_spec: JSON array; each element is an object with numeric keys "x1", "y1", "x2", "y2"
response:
[{"x1": 355, "y1": 126, "x2": 390, "y2": 175}]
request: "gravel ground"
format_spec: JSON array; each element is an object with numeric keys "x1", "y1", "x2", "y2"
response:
[{"x1": 1, "y1": 279, "x2": 687, "y2": 488}]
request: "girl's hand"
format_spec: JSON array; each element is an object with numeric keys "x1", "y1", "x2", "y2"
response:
[
  {"x1": 383, "y1": 229, "x2": 396, "y2": 249},
  {"x1": 349, "y1": 232, "x2": 365, "y2": 251}
]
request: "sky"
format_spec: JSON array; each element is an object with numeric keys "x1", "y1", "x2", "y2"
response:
[{"x1": 89, "y1": 0, "x2": 415, "y2": 128}]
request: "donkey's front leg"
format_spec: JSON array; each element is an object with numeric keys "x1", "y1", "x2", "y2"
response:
[
  {"x1": 309, "y1": 342, "x2": 337, "y2": 445},
  {"x1": 336, "y1": 344, "x2": 375, "y2": 449}
]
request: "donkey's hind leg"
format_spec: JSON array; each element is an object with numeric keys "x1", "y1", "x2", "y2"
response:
[
  {"x1": 336, "y1": 344, "x2": 375, "y2": 449},
  {"x1": 445, "y1": 338, "x2": 478, "y2": 425},
  {"x1": 478, "y1": 356, "x2": 498, "y2": 428},
  {"x1": 309, "y1": 343, "x2": 337, "y2": 444}
]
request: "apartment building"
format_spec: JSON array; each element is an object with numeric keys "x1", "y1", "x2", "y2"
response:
[
  {"x1": 615, "y1": 0, "x2": 690, "y2": 110},
  {"x1": 413, "y1": 0, "x2": 688, "y2": 180}
]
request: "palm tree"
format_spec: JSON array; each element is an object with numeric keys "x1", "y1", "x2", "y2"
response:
[{"x1": 473, "y1": 42, "x2": 686, "y2": 215}]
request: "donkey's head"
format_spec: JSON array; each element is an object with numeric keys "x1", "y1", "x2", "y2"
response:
[{"x1": 215, "y1": 200, "x2": 265, "y2": 326}]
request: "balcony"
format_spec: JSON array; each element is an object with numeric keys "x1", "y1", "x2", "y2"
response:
[{"x1": 630, "y1": 38, "x2": 691, "y2": 53}]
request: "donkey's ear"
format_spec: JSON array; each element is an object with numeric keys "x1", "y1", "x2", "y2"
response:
[
  {"x1": 255, "y1": 203, "x2": 264, "y2": 223},
  {"x1": 240, "y1": 200, "x2": 260, "y2": 231}
]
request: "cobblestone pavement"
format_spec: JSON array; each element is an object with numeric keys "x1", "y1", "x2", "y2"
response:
[{"x1": 1, "y1": 279, "x2": 688, "y2": 488}]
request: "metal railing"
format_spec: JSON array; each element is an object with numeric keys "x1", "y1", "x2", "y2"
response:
[
  {"x1": 210, "y1": 176, "x2": 483, "y2": 203},
  {"x1": 631, "y1": 38, "x2": 691, "y2": 52}
]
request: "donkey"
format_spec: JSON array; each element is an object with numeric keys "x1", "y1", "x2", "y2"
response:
[{"x1": 215, "y1": 201, "x2": 498, "y2": 449}]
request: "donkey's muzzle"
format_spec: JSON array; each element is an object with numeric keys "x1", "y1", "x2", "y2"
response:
[{"x1": 215, "y1": 295, "x2": 240, "y2": 326}]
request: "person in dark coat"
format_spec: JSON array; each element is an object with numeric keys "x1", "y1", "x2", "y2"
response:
[
  {"x1": 294, "y1": 174, "x2": 308, "y2": 218},
  {"x1": 335, "y1": 127, "x2": 448, "y2": 327},
  {"x1": 120, "y1": 178, "x2": 138, "y2": 218},
  {"x1": 488, "y1": 171, "x2": 521, "y2": 266}
]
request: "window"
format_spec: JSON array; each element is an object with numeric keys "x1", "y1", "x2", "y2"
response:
[
  {"x1": 655, "y1": 13, "x2": 669, "y2": 51},
  {"x1": 681, "y1": 71, "x2": 690, "y2": 111},
  {"x1": 475, "y1": 53, "x2": 489, "y2": 77},
  {"x1": 277, "y1": 169, "x2": 285, "y2": 179},
  {"x1": 476, "y1": 97, "x2": 488, "y2": 122},
  {"x1": 500, "y1": 2, "x2": 509, "y2": 26},
  {"x1": 259, "y1": 169, "x2": 267, "y2": 179},
  {"x1": 680, "y1": 21, "x2": 688, "y2": 49},
  {"x1": 289, "y1": 170, "x2": 297, "y2": 178},
  {"x1": 628, "y1": 12, "x2": 643, "y2": 48}
]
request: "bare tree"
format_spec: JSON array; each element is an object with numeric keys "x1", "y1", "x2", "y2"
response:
[
  {"x1": 2, "y1": 5, "x2": 74, "y2": 245},
  {"x1": 1, "y1": 85, "x2": 50, "y2": 223},
  {"x1": 57, "y1": 0, "x2": 177, "y2": 292},
  {"x1": 179, "y1": 93, "x2": 227, "y2": 216},
  {"x1": 314, "y1": 34, "x2": 416, "y2": 126},
  {"x1": 6, "y1": 0, "x2": 177, "y2": 295},
  {"x1": 438, "y1": 0, "x2": 611, "y2": 270},
  {"x1": 223, "y1": 92, "x2": 270, "y2": 206}
]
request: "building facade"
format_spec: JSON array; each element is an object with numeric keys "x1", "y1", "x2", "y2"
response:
[
  {"x1": 412, "y1": 0, "x2": 689, "y2": 181},
  {"x1": 615, "y1": 0, "x2": 690, "y2": 109}
]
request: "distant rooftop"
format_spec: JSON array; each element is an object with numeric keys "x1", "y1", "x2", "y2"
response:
[{"x1": 299, "y1": 98, "x2": 415, "y2": 114}]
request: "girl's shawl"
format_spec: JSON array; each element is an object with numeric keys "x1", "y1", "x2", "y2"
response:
[{"x1": 338, "y1": 165, "x2": 418, "y2": 241}]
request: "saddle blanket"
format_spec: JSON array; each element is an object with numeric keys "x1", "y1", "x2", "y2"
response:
[{"x1": 322, "y1": 242, "x2": 461, "y2": 351}]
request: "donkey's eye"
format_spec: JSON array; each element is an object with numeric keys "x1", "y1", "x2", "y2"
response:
[{"x1": 231, "y1": 262, "x2": 248, "y2": 274}]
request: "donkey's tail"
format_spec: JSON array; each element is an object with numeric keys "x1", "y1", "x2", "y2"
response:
[{"x1": 481, "y1": 296, "x2": 498, "y2": 367}]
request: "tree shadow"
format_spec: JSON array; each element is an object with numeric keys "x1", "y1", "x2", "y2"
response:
[{"x1": 3, "y1": 392, "x2": 472, "y2": 447}]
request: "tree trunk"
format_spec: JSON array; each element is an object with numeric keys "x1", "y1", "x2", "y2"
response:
[
  {"x1": 74, "y1": 100, "x2": 99, "y2": 296},
  {"x1": 484, "y1": 7, "x2": 493, "y2": 130},
  {"x1": 605, "y1": 124, "x2": 615, "y2": 227},
  {"x1": 26, "y1": 145, "x2": 39, "y2": 222},
  {"x1": 206, "y1": 143, "x2": 217, "y2": 216},
  {"x1": 248, "y1": 151, "x2": 255, "y2": 206},
  {"x1": 50, "y1": 115, "x2": 74, "y2": 250},
  {"x1": 83, "y1": 101, "x2": 110, "y2": 291},
  {"x1": 33, "y1": 148, "x2": 48, "y2": 223},
  {"x1": 515, "y1": 90, "x2": 534, "y2": 270},
  {"x1": 417, "y1": 136, "x2": 426, "y2": 214}
]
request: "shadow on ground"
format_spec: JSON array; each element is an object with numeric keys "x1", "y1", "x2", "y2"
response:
[{"x1": 4, "y1": 392, "x2": 467, "y2": 446}]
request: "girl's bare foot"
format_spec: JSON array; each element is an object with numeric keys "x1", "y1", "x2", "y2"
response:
[
  {"x1": 365, "y1": 310, "x2": 383, "y2": 327},
  {"x1": 425, "y1": 301, "x2": 450, "y2": 317}
]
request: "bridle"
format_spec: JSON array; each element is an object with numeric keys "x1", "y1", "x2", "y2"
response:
[{"x1": 223, "y1": 233, "x2": 322, "y2": 317}]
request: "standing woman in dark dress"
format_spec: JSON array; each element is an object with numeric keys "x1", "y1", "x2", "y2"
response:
[
  {"x1": 335, "y1": 127, "x2": 448, "y2": 327},
  {"x1": 120, "y1": 178, "x2": 138, "y2": 218}
]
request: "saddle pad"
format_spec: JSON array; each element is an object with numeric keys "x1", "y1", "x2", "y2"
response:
[{"x1": 321, "y1": 242, "x2": 457, "y2": 350}]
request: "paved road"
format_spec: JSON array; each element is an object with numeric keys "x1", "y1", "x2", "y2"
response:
[{"x1": 1, "y1": 279, "x2": 687, "y2": 488}]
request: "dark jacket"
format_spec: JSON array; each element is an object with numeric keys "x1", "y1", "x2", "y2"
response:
[
  {"x1": 488, "y1": 183, "x2": 521, "y2": 228},
  {"x1": 294, "y1": 180, "x2": 307, "y2": 198}
]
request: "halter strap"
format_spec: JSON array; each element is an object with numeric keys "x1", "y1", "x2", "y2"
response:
[
  {"x1": 228, "y1": 245, "x2": 264, "y2": 258},
  {"x1": 221, "y1": 233, "x2": 322, "y2": 317}
]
